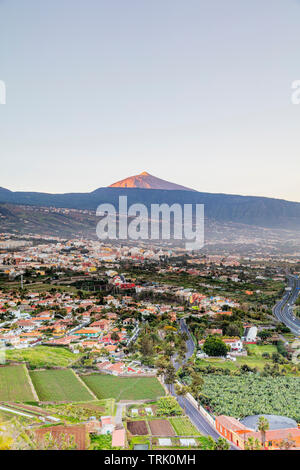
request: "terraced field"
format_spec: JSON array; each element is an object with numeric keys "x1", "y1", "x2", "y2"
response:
[
  {"x1": 30, "y1": 369, "x2": 94, "y2": 402},
  {"x1": 0, "y1": 365, "x2": 35, "y2": 402}
]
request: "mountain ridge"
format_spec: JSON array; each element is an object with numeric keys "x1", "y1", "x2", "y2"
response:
[{"x1": 0, "y1": 177, "x2": 300, "y2": 231}]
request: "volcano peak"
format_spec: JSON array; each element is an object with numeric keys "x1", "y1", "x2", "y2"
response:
[{"x1": 108, "y1": 171, "x2": 194, "y2": 191}]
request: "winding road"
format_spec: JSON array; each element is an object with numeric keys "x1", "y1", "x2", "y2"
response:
[
  {"x1": 169, "y1": 318, "x2": 226, "y2": 442},
  {"x1": 273, "y1": 274, "x2": 300, "y2": 336}
]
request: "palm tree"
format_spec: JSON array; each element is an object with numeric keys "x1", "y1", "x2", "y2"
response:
[
  {"x1": 214, "y1": 437, "x2": 230, "y2": 450},
  {"x1": 174, "y1": 384, "x2": 190, "y2": 413},
  {"x1": 258, "y1": 416, "x2": 269, "y2": 449},
  {"x1": 191, "y1": 372, "x2": 204, "y2": 391},
  {"x1": 164, "y1": 364, "x2": 176, "y2": 393},
  {"x1": 244, "y1": 436, "x2": 261, "y2": 450},
  {"x1": 190, "y1": 372, "x2": 204, "y2": 408}
]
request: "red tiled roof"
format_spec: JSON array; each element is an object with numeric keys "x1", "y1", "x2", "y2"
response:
[
  {"x1": 216, "y1": 415, "x2": 249, "y2": 432},
  {"x1": 111, "y1": 428, "x2": 125, "y2": 448},
  {"x1": 251, "y1": 428, "x2": 300, "y2": 441}
]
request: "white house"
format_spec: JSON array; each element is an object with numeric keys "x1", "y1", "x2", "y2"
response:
[{"x1": 223, "y1": 338, "x2": 243, "y2": 352}]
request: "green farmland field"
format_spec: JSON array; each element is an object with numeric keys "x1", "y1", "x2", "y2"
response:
[
  {"x1": 246, "y1": 344, "x2": 277, "y2": 356},
  {"x1": 169, "y1": 417, "x2": 201, "y2": 436},
  {"x1": 5, "y1": 346, "x2": 81, "y2": 368},
  {"x1": 0, "y1": 365, "x2": 35, "y2": 402},
  {"x1": 30, "y1": 369, "x2": 94, "y2": 402},
  {"x1": 81, "y1": 374, "x2": 165, "y2": 401}
]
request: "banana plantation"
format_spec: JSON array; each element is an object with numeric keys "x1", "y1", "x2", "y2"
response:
[{"x1": 201, "y1": 375, "x2": 300, "y2": 421}]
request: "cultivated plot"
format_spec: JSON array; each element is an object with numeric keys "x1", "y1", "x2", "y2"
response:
[
  {"x1": 149, "y1": 419, "x2": 176, "y2": 437},
  {"x1": 127, "y1": 420, "x2": 148, "y2": 436},
  {"x1": 0, "y1": 365, "x2": 36, "y2": 402},
  {"x1": 5, "y1": 346, "x2": 80, "y2": 368},
  {"x1": 169, "y1": 417, "x2": 201, "y2": 436},
  {"x1": 80, "y1": 374, "x2": 165, "y2": 401},
  {"x1": 30, "y1": 369, "x2": 94, "y2": 402}
]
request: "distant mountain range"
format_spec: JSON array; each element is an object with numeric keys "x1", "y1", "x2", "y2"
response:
[{"x1": 1, "y1": 172, "x2": 300, "y2": 232}]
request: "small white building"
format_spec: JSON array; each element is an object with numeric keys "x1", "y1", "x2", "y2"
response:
[
  {"x1": 245, "y1": 326, "x2": 258, "y2": 342},
  {"x1": 242, "y1": 326, "x2": 258, "y2": 343}
]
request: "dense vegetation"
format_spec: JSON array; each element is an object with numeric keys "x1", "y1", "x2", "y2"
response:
[
  {"x1": 156, "y1": 396, "x2": 182, "y2": 416},
  {"x1": 203, "y1": 336, "x2": 228, "y2": 357},
  {"x1": 201, "y1": 375, "x2": 300, "y2": 421}
]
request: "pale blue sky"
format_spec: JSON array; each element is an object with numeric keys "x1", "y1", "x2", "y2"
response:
[{"x1": 0, "y1": 0, "x2": 300, "y2": 201}]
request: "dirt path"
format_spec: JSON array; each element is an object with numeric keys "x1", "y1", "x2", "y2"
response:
[
  {"x1": 115, "y1": 400, "x2": 149, "y2": 425},
  {"x1": 23, "y1": 364, "x2": 39, "y2": 401}
]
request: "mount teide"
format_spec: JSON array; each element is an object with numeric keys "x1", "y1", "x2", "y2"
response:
[
  {"x1": 109, "y1": 171, "x2": 195, "y2": 191},
  {"x1": 1, "y1": 173, "x2": 300, "y2": 232}
]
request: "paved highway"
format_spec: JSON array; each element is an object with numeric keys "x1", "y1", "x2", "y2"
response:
[
  {"x1": 169, "y1": 318, "x2": 237, "y2": 446},
  {"x1": 169, "y1": 383, "x2": 221, "y2": 440},
  {"x1": 273, "y1": 274, "x2": 300, "y2": 336}
]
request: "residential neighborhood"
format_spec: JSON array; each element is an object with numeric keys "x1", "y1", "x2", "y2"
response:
[{"x1": 0, "y1": 233, "x2": 300, "y2": 452}]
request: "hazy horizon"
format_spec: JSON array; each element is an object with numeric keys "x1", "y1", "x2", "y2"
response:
[{"x1": 1, "y1": 0, "x2": 300, "y2": 202}]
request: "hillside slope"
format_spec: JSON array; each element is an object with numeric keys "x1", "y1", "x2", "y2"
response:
[{"x1": 0, "y1": 186, "x2": 300, "y2": 231}]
